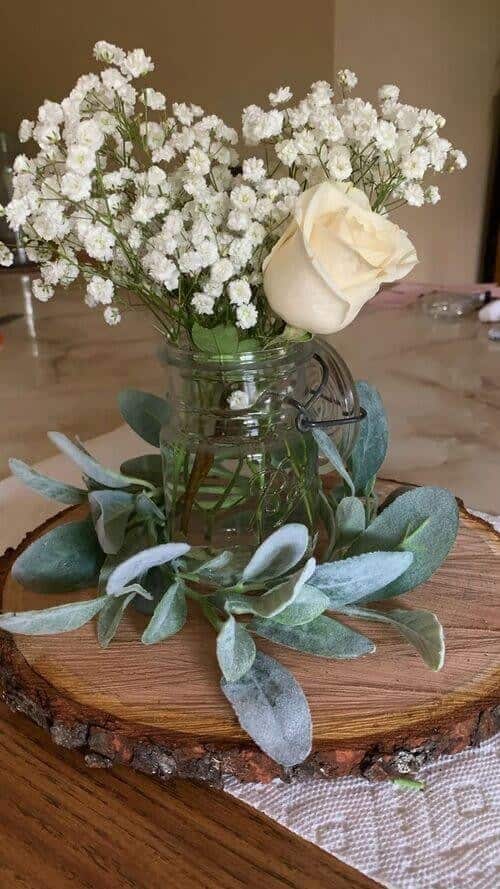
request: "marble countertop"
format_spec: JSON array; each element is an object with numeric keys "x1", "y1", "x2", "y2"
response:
[{"x1": 1, "y1": 270, "x2": 499, "y2": 514}]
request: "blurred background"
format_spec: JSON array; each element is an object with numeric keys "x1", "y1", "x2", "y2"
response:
[{"x1": 1, "y1": 0, "x2": 499, "y2": 280}]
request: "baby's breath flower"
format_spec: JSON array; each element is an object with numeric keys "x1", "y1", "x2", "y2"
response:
[
  {"x1": 337, "y1": 69, "x2": 358, "y2": 90},
  {"x1": 103, "y1": 306, "x2": 121, "y2": 325},
  {"x1": 228, "y1": 390, "x2": 250, "y2": 410},
  {"x1": 236, "y1": 302, "x2": 258, "y2": 329},
  {"x1": 269, "y1": 86, "x2": 293, "y2": 106}
]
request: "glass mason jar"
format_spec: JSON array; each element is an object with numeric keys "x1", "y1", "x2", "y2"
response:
[{"x1": 159, "y1": 338, "x2": 359, "y2": 550}]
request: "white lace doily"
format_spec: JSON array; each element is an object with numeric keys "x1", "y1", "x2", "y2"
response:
[{"x1": 226, "y1": 734, "x2": 500, "y2": 889}]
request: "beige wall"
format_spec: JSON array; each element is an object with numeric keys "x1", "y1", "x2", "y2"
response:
[
  {"x1": 1, "y1": 1, "x2": 498, "y2": 282},
  {"x1": 0, "y1": 0, "x2": 333, "y2": 131},
  {"x1": 335, "y1": 0, "x2": 500, "y2": 282}
]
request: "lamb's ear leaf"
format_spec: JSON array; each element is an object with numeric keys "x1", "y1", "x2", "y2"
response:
[
  {"x1": 141, "y1": 580, "x2": 187, "y2": 644},
  {"x1": 106, "y1": 543, "x2": 190, "y2": 596},
  {"x1": 227, "y1": 559, "x2": 316, "y2": 618},
  {"x1": 348, "y1": 381, "x2": 389, "y2": 496},
  {"x1": 348, "y1": 486, "x2": 459, "y2": 601},
  {"x1": 48, "y1": 432, "x2": 138, "y2": 490},
  {"x1": 221, "y1": 651, "x2": 312, "y2": 767},
  {"x1": 271, "y1": 584, "x2": 329, "y2": 626},
  {"x1": 12, "y1": 518, "x2": 104, "y2": 594},
  {"x1": 88, "y1": 490, "x2": 135, "y2": 554},
  {"x1": 98, "y1": 525, "x2": 152, "y2": 593},
  {"x1": 312, "y1": 428, "x2": 355, "y2": 495},
  {"x1": 0, "y1": 596, "x2": 106, "y2": 635},
  {"x1": 97, "y1": 592, "x2": 135, "y2": 648},
  {"x1": 344, "y1": 605, "x2": 445, "y2": 670},
  {"x1": 120, "y1": 455, "x2": 163, "y2": 487},
  {"x1": 118, "y1": 389, "x2": 171, "y2": 447},
  {"x1": 336, "y1": 496, "x2": 366, "y2": 546},
  {"x1": 8, "y1": 458, "x2": 87, "y2": 505},
  {"x1": 250, "y1": 614, "x2": 375, "y2": 659},
  {"x1": 216, "y1": 616, "x2": 256, "y2": 681},
  {"x1": 310, "y1": 550, "x2": 413, "y2": 605},
  {"x1": 242, "y1": 524, "x2": 309, "y2": 583}
]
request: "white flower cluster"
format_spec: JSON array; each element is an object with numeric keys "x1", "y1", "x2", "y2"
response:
[
  {"x1": 243, "y1": 71, "x2": 466, "y2": 213},
  {"x1": 0, "y1": 42, "x2": 466, "y2": 344}
]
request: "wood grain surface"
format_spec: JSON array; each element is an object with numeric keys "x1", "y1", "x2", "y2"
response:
[
  {"x1": 0, "y1": 706, "x2": 381, "y2": 889},
  {"x1": 1, "y1": 482, "x2": 499, "y2": 784}
]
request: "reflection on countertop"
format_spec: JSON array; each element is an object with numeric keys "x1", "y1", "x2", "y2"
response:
[{"x1": 1, "y1": 271, "x2": 499, "y2": 514}]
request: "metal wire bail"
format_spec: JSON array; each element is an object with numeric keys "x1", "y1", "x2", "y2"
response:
[{"x1": 287, "y1": 352, "x2": 367, "y2": 433}]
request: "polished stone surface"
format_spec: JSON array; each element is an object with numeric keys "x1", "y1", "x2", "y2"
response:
[{"x1": 1, "y1": 270, "x2": 499, "y2": 513}]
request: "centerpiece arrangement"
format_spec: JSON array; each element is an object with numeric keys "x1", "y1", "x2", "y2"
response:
[{"x1": 0, "y1": 42, "x2": 466, "y2": 768}]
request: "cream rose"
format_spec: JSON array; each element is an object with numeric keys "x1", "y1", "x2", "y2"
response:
[{"x1": 263, "y1": 181, "x2": 418, "y2": 334}]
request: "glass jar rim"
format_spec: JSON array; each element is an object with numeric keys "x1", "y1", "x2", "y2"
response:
[{"x1": 158, "y1": 336, "x2": 316, "y2": 371}]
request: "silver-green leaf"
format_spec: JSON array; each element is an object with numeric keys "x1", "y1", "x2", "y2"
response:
[
  {"x1": 118, "y1": 389, "x2": 171, "y2": 448},
  {"x1": 250, "y1": 614, "x2": 375, "y2": 659},
  {"x1": 97, "y1": 592, "x2": 135, "y2": 648},
  {"x1": 8, "y1": 458, "x2": 87, "y2": 505},
  {"x1": 310, "y1": 550, "x2": 414, "y2": 605},
  {"x1": 120, "y1": 455, "x2": 163, "y2": 488},
  {"x1": 349, "y1": 382, "x2": 389, "y2": 495},
  {"x1": 349, "y1": 486, "x2": 459, "y2": 601},
  {"x1": 221, "y1": 652, "x2": 312, "y2": 767},
  {"x1": 312, "y1": 428, "x2": 355, "y2": 495},
  {"x1": 107, "y1": 542, "x2": 190, "y2": 596},
  {"x1": 48, "y1": 432, "x2": 139, "y2": 490},
  {"x1": 336, "y1": 496, "x2": 366, "y2": 546},
  {"x1": 12, "y1": 517, "x2": 104, "y2": 594},
  {"x1": 226, "y1": 558, "x2": 316, "y2": 618},
  {"x1": 141, "y1": 580, "x2": 187, "y2": 644},
  {"x1": 216, "y1": 616, "x2": 256, "y2": 681},
  {"x1": 344, "y1": 605, "x2": 445, "y2": 670},
  {"x1": 242, "y1": 524, "x2": 309, "y2": 583},
  {"x1": 271, "y1": 584, "x2": 329, "y2": 626},
  {"x1": 88, "y1": 490, "x2": 135, "y2": 554},
  {"x1": 0, "y1": 596, "x2": 106, "y2": 635}
]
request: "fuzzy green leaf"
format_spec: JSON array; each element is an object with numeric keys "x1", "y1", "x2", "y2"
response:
[
  {"x1": 310, "y1": 550, "x2": 413, "y2": 605},
  {"x1": 349, "y1": 486, "x2": 459, "y2": 601},
  {"x1": 194, "y1": 549, "x2": 252, "y2": 587},
  {"x1": 216, "y1": 616, "x2": 256, "y2": 681},
  {"x1": 242, "y1": 523, "x2": 309, "y2": 583},
  {"x1": 0, "y1": 596, "x2": 106, "y2": 635},
  {"x1": 120, "y1": 455, "x2": 163, "y2": 488},
  {"x1": 141, "y1": 580, "x2": 187, "y2": 644},
  {"x1": 312, "y1": 428, "x2": 355, "y2": 495},
  {"x1": 336, "y1": 496, "x2": 366, "y2": 546},
  {"x1": 192, "y1": 322, "x2": 239, "y2": 356},
  {"x1": 12, "y1": 517, "x2": 104, "y2": 594},
  {"x1": 271, "y1": 584, "x2": 329, "y2": 626},
  {"x1": 107, "y1": 542, "x2": 190, "y2": 596},
  {"x1": 48, "y1": 432, "x2": 138, "y2": 490},
  {"x1": 97, "y1": 592, "x2": 135, "y2": 648},
  {"x1": 344, "y1": 605, "x2": 445, "y2": 670},
  {"x1": 221, "y1": 652, "x2": 312, "y2": 767},
  {"x1": 318, "y1": 491, "x2": 336, "y2": 561},
  {"x1": 250, "y1": 614, "x2": 375, "y2": 659},
  {"x1": 8, "y1": 458, "x2": 87, "y2": 505},
  {"x1": 135, "y1": 492, "x2": 165, "y2": 523},
  {"x1": 118, "y1": 389, "x2": 171, "y2": 447},
  {"x1": 88, "y1": 490, "x2": 135, "y2": 554},
  {"x1": 98, "y1": 525, "x2": 152, "y2": 593},
  {"x1": 349, "y1": 382, "x2": 389, "y2": 495},
  {"x1": 226, "y1": 558, "x2": 316, "y2": 618}
]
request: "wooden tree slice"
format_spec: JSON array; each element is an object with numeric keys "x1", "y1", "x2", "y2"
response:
[{"x1": 1, "y1": 482, "x2": 499, "y2": 785}]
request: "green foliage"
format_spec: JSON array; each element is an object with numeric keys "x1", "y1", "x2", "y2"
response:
[
  {"x1": 349, "y1": 486, "x2": 459, "y2": 601},
  {"x1": 191, "y1": 322, "x2": 239, "y2": 356},
  {"x1": 89, "y1": 490, "x2": 135, "y2": 554},
  {"x1": 120, "y1": 455, "x2": 163, "y2": 487},
  {"x1": 141, "y1": 580, "x2": 187, "y2": 644},
  {"x1": 8, "y1": 458, "x2": 86, "y2": 505},
  {"x1": 221, "y1": 652, "x2": 312, "y2": 767},
  {"x1": 48, "y1": 432, "x2": 142, "y2": 490},
  {"x1": 344, "y1": 604, "x2": 445, "y2": 670},
  {"x1": 335, "y1": 496, "x2": 365, "y2": 547},
  {"x1": 310, "y1": 551, "x2": 414, "y2": 606},
  {"x1": 225, "y1": 559, "x2": 316, "y2": 619},
  {"x1": 313, "y1": 428, "x2": 355, "y2": 495},
  {"x1": 118, "y1": 389, "x2": 171, "y2": 447},
  {"x1": 216, "y1": 616, "x2": 256, "y2": 681},
  {"x1": 106, "y1": 542, "x2": 190, "y2": 596},
  {"x1": 242, "y1": 523, "x2": 309, "y2": 583},
  {"x1": 250, "y1": 614, "x2": 375, "y2": 659},
  {"x1": 348, "y1": 382, "x2": 389, "y2": 496},
  {"x1": 12, "y1": 518, "x2": 104, "y2": 594},
  {"x1": 97, "y1": 592, "x2": 135, "y2": 648},
  {"x1": 0, "y1": 596, "x2": 106, "y2": 635}
]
